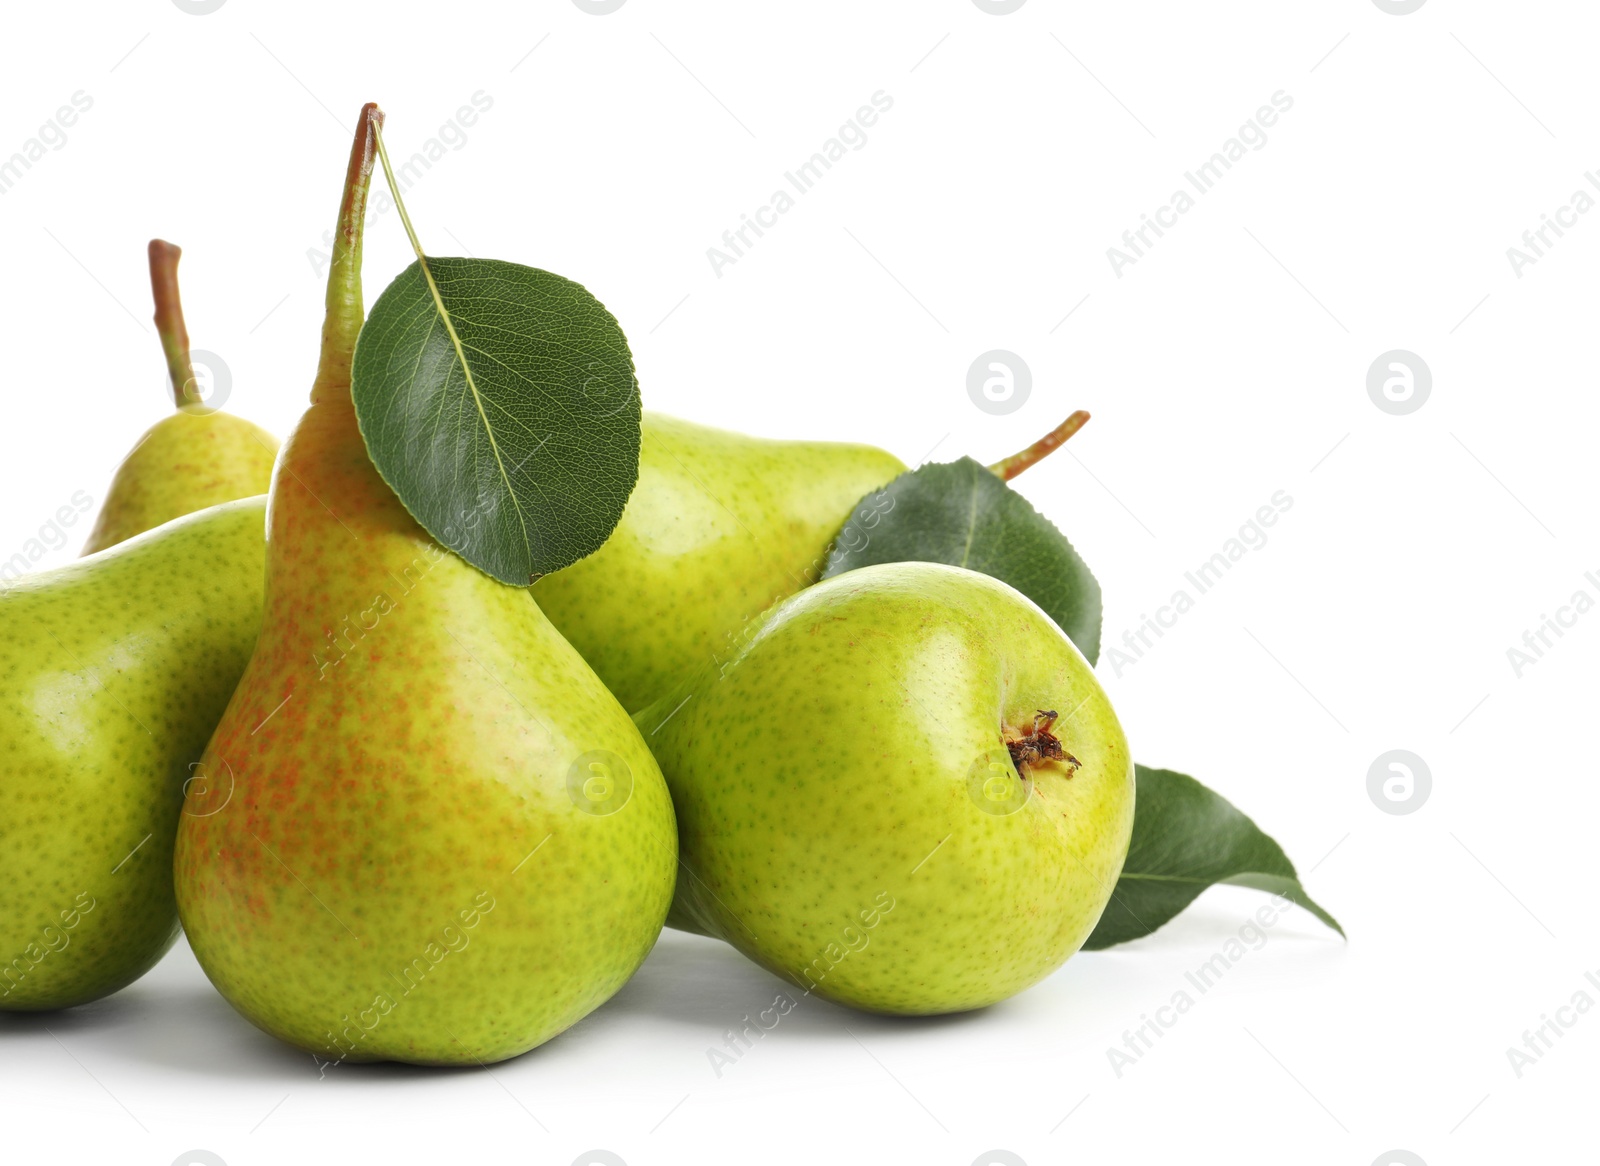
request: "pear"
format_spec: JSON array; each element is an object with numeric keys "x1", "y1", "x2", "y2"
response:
[
  {"x1": 531, "y1": 414, "x2": 905, "y2": 712},
  {"x1": 174, "y1": 105, "x2": 676, "y2": 1066},
  {"x1": 81, "y1": 240, "x2": 279, "y2": 555},
  {"x1": 532, "y1": 409, "x2": 1094, "y2": 717},
  {"x1": 0, "y1": 496, "x2": 266, "y2": 1010},
  {"x1": 637, "y1": 560, "x2": 1134, "y2": 1014}
]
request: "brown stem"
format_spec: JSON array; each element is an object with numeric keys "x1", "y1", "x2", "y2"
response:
[
  {"x1": 148, "y1": 240, "x2": 199, "y2": 408},
  {"x1": 311, "y1": 101, "x2": 384, "y2": 405},
  {"x1": 986, "y1": 410, "x2": 1090, "y2": 481}
]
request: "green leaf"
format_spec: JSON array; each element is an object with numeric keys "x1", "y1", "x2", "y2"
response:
[
  {"x1": 1084, "y1": 765, "x2": 1344, "y2": 949},
  {"x1": 821, "y1": 457, "x2": 1102, "y2": 662},
  {"x1": 351, "y1": 257, "x2": 640, "y2": 584}
]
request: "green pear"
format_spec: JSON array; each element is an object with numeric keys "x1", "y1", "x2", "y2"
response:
[
  {"x1": 637, "y1": 560, "x2": 1134, "y2": 1014},
  {"x1": 531, "y1": 414, "x2": 905, "y2": 712},
  {"x1": 533, "y1": 408, "x2": 1093, "y2": 717},
  {"x1": 0, "y1": 496, "x2": 266, "y2": 1010},
  {"x1": 174, "y1": 105, "x2": 676, "y2": 1066},
  {"x1": 82, "y1": 240, "x2": 278, "y2": 555}
]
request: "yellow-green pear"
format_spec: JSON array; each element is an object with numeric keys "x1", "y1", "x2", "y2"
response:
[
  {"x1": 532, "y1": 414, "x2": 905, "y2": 712},
  {"x1": 81, "y1": 240, "x2": 278, "y2": 554},
  {"x1": 0, "y1": 496, "x2": 266, "y2": 1010},
  {"x1": 174, "y1": 105, "x2": 676, "y2": 1066},
  {"x1": 638, "y1": 561, "x2": 1134, "y2": 1014},
  {"x1": 533, "y1": 409, "x2": 1095, "y2": 717}
]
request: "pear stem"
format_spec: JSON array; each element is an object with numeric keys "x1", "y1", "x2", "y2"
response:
[
  {"x1": 148, "y1": 240, "x2": 199, "y2": 409},
  {"x1": 986, "y1": 411, "x2": 1090, "y2": 481},
  {"x1": 311, "y1": 102, "x2": 384, "y2": 405}
]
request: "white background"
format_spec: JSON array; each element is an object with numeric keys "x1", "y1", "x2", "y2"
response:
[{"x1": 0, "y1": 2, "x2": 1593, "y2": 1164}]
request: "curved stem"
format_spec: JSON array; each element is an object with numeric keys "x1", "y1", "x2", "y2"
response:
[
  {"x1": 148, "y1": 240, "x2": 198, "y2": 408},
  {"x1": 987, "y1": 410, "x2": 1090, "y2": 481},
  {"x1": 311, "y1": 101, "x2": 384, "y2": 405}
]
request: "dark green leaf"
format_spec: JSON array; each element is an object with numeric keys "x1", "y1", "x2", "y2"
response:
[
  {"x1": 1085, "y1": 765, "x2": 1344, "y2": 949},
  {"x1": 351, "y1": 257, "x2": 640, "y2": 584},
  {"x1": 821, "y1": 457, "x2": 1102, "y2": 662}
]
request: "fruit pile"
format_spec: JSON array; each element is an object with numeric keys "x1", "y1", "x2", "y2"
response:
[{"x1": 0, "y1": 104, "x2": 1338, "y2": 1066}]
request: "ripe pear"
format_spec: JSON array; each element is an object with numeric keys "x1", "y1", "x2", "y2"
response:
[
  {"x1": 532, "y1": 410, "x2": 1094, "y2": 716},
  {"x1": 531, "y1": 414, "x2": 906, "y2": 712},
  {"x1": 174, "y1": 105, "x2": 676, "y2": 1066},
  {"x1": 637, "y1": 560, "x2": 1134, "y2": 1014},
  {"x1": 0, "y1": 496, "x2": 266, "y2": 1010},
  {"x1": 82, "y1": 240, "x2": 278, "y2": 555}
]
